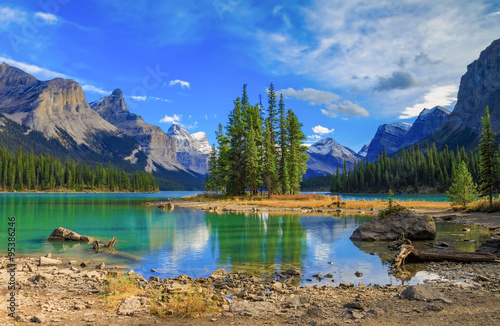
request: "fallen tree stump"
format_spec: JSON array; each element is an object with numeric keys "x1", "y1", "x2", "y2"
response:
[
  {"x1": 394, "y1": 244, "x2": 499, "y2": 267},
  {"x1": 91, "y1": 237, "x2": 117, "y2": 254}
]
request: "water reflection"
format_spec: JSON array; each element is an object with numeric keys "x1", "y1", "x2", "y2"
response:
[{"x1": 0, "y1": 193, "x2": 492, "y2": 286}]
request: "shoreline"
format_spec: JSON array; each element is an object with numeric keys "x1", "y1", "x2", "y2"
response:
[
  {"x1": 150, "y1": 197, "x2": 500, "y2": 229},
  {"x1": 1, "y1": 255, "x2": 500, "y2": 325}
]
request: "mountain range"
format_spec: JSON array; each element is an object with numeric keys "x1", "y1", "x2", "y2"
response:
[
  {"x1": 0, "y1": 38, "x2": 498, "y2": 187},
  {"x1": 305, "y1": 37, "x2": 499, "y2": 178},
  {"x1": 0, "y1": 63, "x2": 209, "y2": 189}
]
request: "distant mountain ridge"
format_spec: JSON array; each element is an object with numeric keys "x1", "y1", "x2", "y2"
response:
[
  {"x1": 365, "y1": 106, "x2": 450, "y2": 161},
  {"x1": 0, "y1": 63, "x2": 205, "y2": 189},
  {"x1": 167, "y1": 124, "x2": 211, "y2": 174},
  {"x1": 417, "y1": 38, "x2": 500, "y2": 151},
  {"x1": 305, "y1": 138, "x2": 362, "y2": 178}
]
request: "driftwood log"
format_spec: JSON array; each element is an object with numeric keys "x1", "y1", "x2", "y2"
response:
[
  {"x1": 91, "y1": 237, "x2": 117, "y2": 254},
  {"x1": 394, "y1": 244, "x2": 499, "y2": 267}
]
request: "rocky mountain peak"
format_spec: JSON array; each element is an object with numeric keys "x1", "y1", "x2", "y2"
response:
[
  {"x1": 401, "y1": 106, "x2": 450, "y2": 148},
  {"x1": 358, "y1": 144, "x2": 369, "y2": 157},
  {"x1": 0, "y1": 62, "x2": 38, "y2": 89},
  {"x1": 366, "y1": 122, "x2": 411, "y2": 161},
  {"x1": 167, "y1": 123, "x2": 188, "y2": 136},
  {"x1": 305, "y1": 137, "x2": 361, "y2": 178},
  {"x1": 90, "y1": 88, "x2": 128, "y2": 114}
]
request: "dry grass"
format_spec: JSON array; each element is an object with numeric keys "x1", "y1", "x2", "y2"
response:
[
  {"x1": 185, "y1": 193, "x2": 450, "y2": 210},
  {"x1": 101, "y1": 274, "x2": 144, "y2": 309},
  {"x1": 149, "y1": 285, "x2": 221, "y2": 318},
  {"x1": 467, "y1": 197, "x2": 500, "y2": 212}
]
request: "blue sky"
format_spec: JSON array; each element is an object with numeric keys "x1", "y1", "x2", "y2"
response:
[{"x1": 1, "y1": 0, "x2": 499, "y2": 151}]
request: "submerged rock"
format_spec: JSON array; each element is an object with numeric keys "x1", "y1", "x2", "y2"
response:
[
  {"x1": 350, "y1": 210, "x2": 436, "y2": 241},
  {"x1": 48, "y1": 227, "x2": 94, "y2": 242}
]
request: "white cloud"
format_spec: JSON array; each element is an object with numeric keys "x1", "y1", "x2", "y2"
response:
[
  {"x1": 129, "y1": 95, "x2": 169, "y2": 102},
  {"x1": 321, "y1": 100, "x2": 369, "y2": 118},
  {"x1": 159, "y1": 114, "x2": 182, "y2": 124},
  {"x1": 399, "y1": 85, "x2": 458, "y2": 119},
  {"x1": 308, "y1": 135, "x2": 322, "y2": 139},
  {"x1": 278, "y1": 87, "x2": 340, "y2": 105},
  {"x1": 0, "y1": 7, "x2": 27, "y2": 26},
  {"x1": 255, "y1": 0, "x2": 500, "y2": 118},
  {"x1": 34, "y1": 12, "x2": 58, "y2": 25},
  {"x1": 169, "y1": 79, "x2": 190, "y2": 88},
  {"x1": 82, "y1": 84, "x2": 110, "y2": 96},
  {"x1": 0, "y1": 56, "x2": 70, "y2": 80},
  {"x1": 312, "y1": 125, "x2": 334, "y2": 134}
]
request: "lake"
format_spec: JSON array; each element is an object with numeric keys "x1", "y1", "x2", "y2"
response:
[{"x1": 0, "y1": 192, "x2": 489, "y2": 286}]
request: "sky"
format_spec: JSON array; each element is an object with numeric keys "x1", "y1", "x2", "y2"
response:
[{"x1": 0, "y1": 0, "x2": 499, "y2": 152}]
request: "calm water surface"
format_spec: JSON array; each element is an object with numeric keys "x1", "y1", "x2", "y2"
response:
[{"x1": 0, "y1": 192, "x2": 489, "y2": 285}]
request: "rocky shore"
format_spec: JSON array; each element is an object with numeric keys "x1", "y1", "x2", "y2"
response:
[
  {"x1": 1, "y1": 255, "x2": 500, "y2": 325},
  {"x1": 146, "y1": 198, "x2": 377, "y2": 215}
]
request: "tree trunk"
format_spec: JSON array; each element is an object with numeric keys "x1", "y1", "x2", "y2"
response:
[{"x1": 394, "y1": 244, "x2": 498, "y2": 267}]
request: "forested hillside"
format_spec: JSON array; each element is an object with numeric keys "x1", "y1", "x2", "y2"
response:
[{"x1": 0, "y1": 146, "x2": 158, "y2": 192}]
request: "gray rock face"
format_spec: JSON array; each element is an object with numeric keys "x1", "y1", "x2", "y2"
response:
[
  {"x1": 0, "y1": 63, "x2": 121, "y2": 148},
  {"x1": 401, "y1": 106, "x2": 450, "y2": 148},
  {"x1": 349, "y1": 210, "x2": 436, "y2": 241},
  {"x1": 358, "y1": 144, "x2": 369, "y2": 157},
  {"x1": 90, "y1": 89, "x2": 188, "y2": 173},
  {"x1": 167, "y1": 124, "x2": 211, "y2": 174},
  {"x1": 305, "y1": 138, "x2": 362, "y2": 178},
  {"x1": 421, "y1": 38, "x2": 500, "y2": 150},
  {"x1": 366, "y1": 122, "x2": 411, "y2": 161}
]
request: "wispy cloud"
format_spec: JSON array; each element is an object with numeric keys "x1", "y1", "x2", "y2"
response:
[
  {"x1": 0, "y1": 56, "x2": 70, "y2": 80},
  {"x1": 399, "y1": 85, "x2": 458, "y2": 119},
  {"x1": 277, "y1": 86, "x2": 367, "y2": 117},
  {"x1": 312, "y1": 125, "x2": 334, "y2": 134},
  {"x1": 254, "y1": 0, "x2": 500, "y2": 118},
  {"x1": 278, "y1": 87, "x2": 340, "y2": 105},
  {"x1": 0, "y1": 7, "x2": 27, "y2": 27},
  {"x1": 34, "y1": 12, "x2": 58, "y2": 25},
  {"x1": 321, "y1": 100, "x2": 369, "y2": 118},
  {"x1": 129, "y1": 95, "x2": 170, "y2": 102},
  {"x1": 159, "y1": 114, "x2": 182, "y2": 124},
  {"x1": 82, "y1": 84, "x2": 110, "y2": 96},
  {"x1": 169, "y1": 79, "x2": 190, "y2": 88},
  {"x1": 373, "y1": 71, "x2": 421, "y2": 92}
]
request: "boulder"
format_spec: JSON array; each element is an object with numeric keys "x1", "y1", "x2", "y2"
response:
[
  {"x1": 209, "y1": 268, "x2": 227, "y2": 279},
  {"x1": 400, "y1": 285, "x2": 452, "y2": 303},
  {"x1": 39, "y1": 257, "x2": 62, "y2": 266},
  {"x1": 48, "y1": 227, "x2": 93, "y2": 242},
  {"x1": 350, "y1": 210, "x2": 436, "y2": 241}
]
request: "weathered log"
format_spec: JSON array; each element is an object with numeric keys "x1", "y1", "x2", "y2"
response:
[
  {"x1": 92, "y1": 240, "x2": 100, "y2": 253},
  {"x1": 394, "y1": 244, "x2": 499, "y2": 267},
  {"x1": 104, "y1": 237, "x2": 117, "y2": 249}
]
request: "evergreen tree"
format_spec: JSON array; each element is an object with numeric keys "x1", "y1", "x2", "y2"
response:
[
  {"x1": 205, "y1": 144, "x2": 218, "y2": 193},
  {"x1": 478, "y1": 106, "x2": 498, "y2": 208},
  {"x1": 286, "y1": 109, "x2": 308, "y2": 195},
  {"x1": 446, "y1": 161, "x2": 478, "y2": 209},
  {"x1": 263, "y1": 117, "x2": 279, "y2": 197},
  {"x1": 278, "y1": 94, "x2": 290, "y2": 194}
]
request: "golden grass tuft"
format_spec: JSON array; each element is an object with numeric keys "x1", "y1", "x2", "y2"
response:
[
  {"x1": 149, "y1": 284, "x2": 221, "y2": 318},
  {"x1": 467, "y1": 197, "x2": 500, "y2": 212},
  {"x1": 101, "y1": 274, "x2": 144, "y2": 309}
]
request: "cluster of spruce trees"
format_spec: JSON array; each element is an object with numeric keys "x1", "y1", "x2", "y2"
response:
[
  {"x1": 329, "y1": 144, "x2": 482, "y2": 193},
  {"x1": 0, "y1": 146, "x2": 158, "y2": 192},
  {"x1": 205, "y1": 84, "x2": 309, "y2": 196},
  {"x1": 327, "y1": 107, "x2": 500, "y2": 197}
]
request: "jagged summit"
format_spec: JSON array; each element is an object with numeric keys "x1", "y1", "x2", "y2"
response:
[
  {"x1": 420, "y1": 38, "x2": 500, "y2": 150},
  {"x1": 401, "y1": 106, "x2": 450, "y2": 148},
  {"x1": 167, "y1": 123, "x2": 211, "y2": 174},
  {"x1": 0, "y1": 63, "x2": 119, "y2": 147},
  {"x1": 305, "y1": 137, "x2": 361, "y2": 178}
]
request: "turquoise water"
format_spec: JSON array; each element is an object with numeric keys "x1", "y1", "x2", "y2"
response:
[{"x1": 0, "y1": 192, "x2": 487, "y2": 286}]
